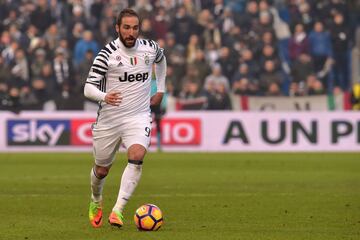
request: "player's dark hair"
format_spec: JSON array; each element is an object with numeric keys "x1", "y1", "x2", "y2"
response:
[{"x1": 116, "y1": 8, "x2": 140, "y2": 26}]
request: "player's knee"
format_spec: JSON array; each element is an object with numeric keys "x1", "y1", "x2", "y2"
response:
[
  {"x1": 128, "y1": 152, "x2": 145, "y2": 161},
  {"x1": 95, "y1": 165, "x2": 110, "y2": 179},
  {"x1": 128, "y1": 144, "x2": 146, "y2": 160}
]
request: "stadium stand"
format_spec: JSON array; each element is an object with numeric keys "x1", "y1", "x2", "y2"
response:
[{"x1": 0, "y1": 0, "x2": 359, "y2": 111}]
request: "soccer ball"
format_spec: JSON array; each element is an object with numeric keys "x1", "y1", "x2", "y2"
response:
[{"x1": 134, "y1": 204, "x2": 163, "y2": 231}]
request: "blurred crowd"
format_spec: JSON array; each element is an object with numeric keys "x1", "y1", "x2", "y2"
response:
[{"x1": 0, "y1": 0, "x2": 359, "y2": 111}]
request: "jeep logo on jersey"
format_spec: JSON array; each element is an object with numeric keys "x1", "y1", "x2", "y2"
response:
[{"x1": 119, "y1": 72, "x2": 149, "y2": 82}]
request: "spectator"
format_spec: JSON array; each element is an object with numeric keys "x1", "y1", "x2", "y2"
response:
[
  {"x1": 296, "y1": 1, "x2": 314, "y2": 32},
  {"x1": 233, "y1": 77, "x2": 249, "y2": 95},
  {"x1": 205, "y1": 81, "x2": 232, "y2": 110},
  {"x1": 49, "y1": 0, "x2": 67, "y2": 27},
  {"x1": 95, "y1": 5, "x2": 117, "y2": 45},
  {"x1": 204, "y1": 41, "x2": 219, "y2": 66},
  {"x1": 329, "y1": 12, "x2": 350, "y2": 91},
  {"x1": 289, "y1": 81, "x2": 306, "y2": 97},
  {"x1": 259, "y1": 44, "x2": 280, "y2": 70},
  {"x1": 21, "y1": 25, "x2": 39, "y2": 51},
  {"x1": 232, "y1": 77, "x2": 258, "y2": 96},
  {"x1": 164, "y1": 66, "x2": 179, "y2": 96},
  {"x1": 204, "y1": 64, "x2": 230, "y2": 92},
  {"x1": 261, "y1": 31, "x2": 276, "y2": 48},
  {"x1": 39, "y1": 63, "x2": 56, "y2": 100},
  {"x1": 164, "y1": 32, "x2": 177, "y2": 65},
  {"x1": 266, "y1": 82, "x2": 283, "y2": 96},
  {"x1": 197, "y1": 9, "x2": 214, "y2": 37},
  {"x1": 30, "y1": 48, "x2": 50, "y2": 79},
  {"x1": 183, "y1": 0, "x2": 199, "y2": 18},
  {"x1": 76, "y1": 50, "x2": 94, "y2": 94},
  {"x1": 232, "y1": 63, "x2": 255, "y2": 84},
  {"x1": 306, "y1": 74, "x2": 325, "y2": 95},
  {"x1": 218, "y1": 7, "x2": 236, "y2": 38},
  {"x1": 178, "y1": 81, "x2": 207, "y2": 110},
  {"x1": 252, "y1": 11, "x2": 274, "y2": 40},
  {"x1": 151, "y1": 7, "x2": 170, "y2": 40},
  {"x1": 73, "y1": 30, "x2": 99, "y2": 66},
  {"x1": 179, "y1": 80, "x2": 204, "y2": 100},
  {"x1": 289, "y1": 23, "x2": 310, "y2": 62},
  {"x1": 58, "y1": 38, "x2": 71, "y2": 60},
  {"x1": 3, "y1": 9, "x2": 25, "y2": 30},
  {"x1": 308, "y1": 21, "x2": 333, "y2": 77},
  {"x1": 69, "y1": 4, "x2": 88, "y2": 31},
  {"x1": 140, "y1": 18, "x2": 156, "y2": 40},
  {"x1": 167, "y1": 44, "x2": 186, "y2": 96},
  {"x1": 52, "y1": 47, "x2": 73, "y2": 107},
  {"x1": 259, "y1": 60, "x2": 283, "y2": 95},
  {"x1": 0, "y1": 55, "x2": 11, "y2": 84},
  {"x1": 180, "y1": 65, "x2": 201, "y2": 91},
  {"x1": 291, "y1": 53, "x2": 314, "y2": 84},
  {"x1": 0, "y1": 55, "x2": 11, "y2": 110},
  {"x1": 320, "y1": 0, "x2": 347, "y2": 22},
  {"x1": 90, "y1": 0, "x2": 105, "y2": 29},
  {"x1": 192, "y1": 49, "x2": 211, "y2": 86},
  {"x1": 68, "y1": 22, "x2": 84, "y2": 51},
  {"x1": 44, "y1": 23, "x2": 61, "y2": 50},
  {"x1": 8, "y1": 24, "x2": 27, "y2": 47},
  {"x1": 186, "y1": 34, "x2": 201, "y2": 64},
  {"x1": 12, "y1": 48, "x2": 29, "y2": 83},
  {"x1": 236, "y1": 1, "x2": 258, "y2": 33},
  {"x1": 170, "y1": 5, "x2": 195, "y2": 46},
  {"x1": 238, "y1": 48, "x2": 260, "y2": 79},
  {"x1": 216, "y1": 46, "x2": 237, "y2": 81},
  {"x1": 30, "y1": 77, "x2": 48, "y2": 110},
  {"x1": 2, "y1": 40, "x2": 18, "y2": 65},
  {"x1": 222, "y1": 26, "x2": 242, "y2": 50},
  {"x1": 29, "y1": 0, "x2": 54, "y2": 34},
  {"x1": 202, "y1": 19, "x2": 222, "y2": 48},
  {"x1": 351, "y1": 27, "x2": 360, "y2": 84},
  {"x1": 133, "y1": 0, "x2": 153, "y2": 19},
  {"x1": 235, "y1": 67, "x2": 259, "y2": 95},
  {"x1": 211, "y1": 0, "x2": 225, "y2": 20}
]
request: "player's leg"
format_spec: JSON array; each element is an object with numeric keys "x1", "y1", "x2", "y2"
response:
[
  {"x1": 109, "y1": 144, "x2": 146, "y2": 227},
  {"x1": 89, "y1": 125, "x2": 121, "y2": 228},
  {"x1": 151, "y1": 105, "x2": 162, "y2": 151},
  {"x1": 91, "y1": 164, "x2": 111, "y2": 202},
  {"x1": 112, "y1": 144, "x2": 146, "y2": 211},
  {"x1": 109, "y1": 115, "x2": 151, "y2": 227}
]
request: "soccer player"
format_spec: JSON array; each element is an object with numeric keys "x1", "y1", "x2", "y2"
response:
[{"x1": 84, "y1": 8, "x2": 166, "y2": 228}]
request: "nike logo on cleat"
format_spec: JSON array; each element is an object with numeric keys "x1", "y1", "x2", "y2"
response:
[{"x1": 95, "y1": 216, "x2": 102, "y2": 225}]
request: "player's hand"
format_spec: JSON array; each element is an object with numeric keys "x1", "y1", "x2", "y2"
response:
[
  {"x1": 105, "y1": 91, "x2": 122, "y2": 106},
  {"x1": 150, "y1": 92, "x2": 164, "y2": 106}
]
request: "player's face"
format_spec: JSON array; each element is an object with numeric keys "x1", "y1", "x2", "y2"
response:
[{"x1": 117, "y1": 16, "x2": 139, "y2": 48}]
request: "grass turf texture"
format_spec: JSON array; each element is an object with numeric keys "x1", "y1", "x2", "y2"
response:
[{"x1": 0, "y1": 153, "x2": 359, "y2": 240}]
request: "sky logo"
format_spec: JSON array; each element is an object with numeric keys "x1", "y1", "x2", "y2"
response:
[{"x1": 7, "y1": 120, "x2": 70, "y2": 146}]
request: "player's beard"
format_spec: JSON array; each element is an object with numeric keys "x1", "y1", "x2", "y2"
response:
[{"x1": 119, "y1": 33, "x2": 137, "y2": 48}]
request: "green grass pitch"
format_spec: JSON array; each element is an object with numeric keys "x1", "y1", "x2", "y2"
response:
[{"x1": 0, "y1": 152, "x2": 359, "y2": 240}]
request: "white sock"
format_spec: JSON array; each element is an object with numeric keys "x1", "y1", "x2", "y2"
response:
[
  {"x1": 113, "y1": 162, "x2": 142, "y2": 212},
  {"x1": 90, "y1": 167, "x2": 105, "y2": 203}
]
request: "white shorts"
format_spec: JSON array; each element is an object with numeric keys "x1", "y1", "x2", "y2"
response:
[{"x1": 91, "y1": 114, "x2": 152, "y2": 167}]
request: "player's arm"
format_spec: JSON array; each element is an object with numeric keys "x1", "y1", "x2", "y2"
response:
[
  {"x1": 84, "y1": 51, "x2": 122, "y2": 106},
  {"x1": 151, "y1": 48, "x2": 167, "y2": 106}
]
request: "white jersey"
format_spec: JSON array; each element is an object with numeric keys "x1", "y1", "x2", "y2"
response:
[{"x1": 86, "y1": 37, "x2": 164, "y2": 125}]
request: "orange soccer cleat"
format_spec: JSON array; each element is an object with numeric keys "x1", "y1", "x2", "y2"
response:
[{"x1": 108, "y1": 210, "x2": 124, "y2": 227}]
